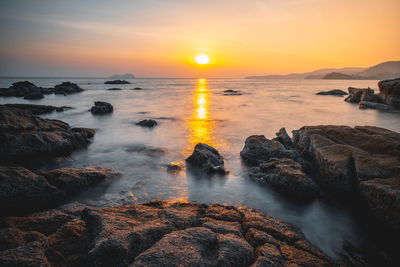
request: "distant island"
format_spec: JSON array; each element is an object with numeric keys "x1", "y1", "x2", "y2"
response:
[
  {"x1": 245, "y1": 61, "x2": 400, "y2": 80},
  {"x1": 109, "y1": 73, "x2": 135, "y2": 79}
]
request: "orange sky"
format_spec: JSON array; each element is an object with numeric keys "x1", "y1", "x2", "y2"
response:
[{"x1": 0, "y1": 0, "x2": 399, "y2": 77}]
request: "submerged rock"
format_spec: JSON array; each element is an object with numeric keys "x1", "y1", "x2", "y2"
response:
[
  {"x1": 223, "y1": 89, "x2": 242, "y2": 95},
  {"x1": 0, "y1": 201, "x2": 334, "y2": 266},
  {"x1": 90, "y1": 101, "x2": 113, "y2": 114},
  {"x1": 3, "y1": 104, "x2": 72, "y2": 115},
  {"x1": 136, "y1": 119, "x2": 158, "y2": 127},
  {"x1": 133, "y1": 87, "x2": 142, "y2": 90},
  {"x1": 104, "y1": 80, "x2": 131, "y2": 84},
  {"x1": 0, "y1": 106, "x2": 95, "y2": 162},
  {"x1": 316, "y1": 89, "x2": 347, "y2": 96},
  {"x1": 186, "y1": 143, "x2": 227, "y2": 174},
  {"x1": 107, "y1": 87, "x2": 122, "y2": 91},
  {"x1": 0, "y1": 166, "x2": 120, "y2": 217}
]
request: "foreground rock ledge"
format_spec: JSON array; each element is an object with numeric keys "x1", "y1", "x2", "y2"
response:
[{"x1": 0, "y1": 201, "x2": 334, "y2": 267}]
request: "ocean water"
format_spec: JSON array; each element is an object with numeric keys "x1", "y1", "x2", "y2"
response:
[{"x1": 1, "y1": 77, "x2": 399, "y2": 259}]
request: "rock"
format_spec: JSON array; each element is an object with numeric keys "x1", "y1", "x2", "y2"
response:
[
  {"x1": 240, "y1": 135, "x2": 300, "y2": 166},
  {"x1": 316, "y1": 89, "x2": 347, "y2": 96},
  {"x1": 133, "y1": 87, "x2": 142, "y2": 90},
  {"x1": 223, "y1": 89, "x2": 242, "y2": 95},
  {"x1": 360, "y1": 175, "x2": 400, "y2": 232},
  {"x1": 70, "y1": 127, "x2": 96, "y2": 138},
  {"x1": 0, "y1": 166, "x2": 120, "y2": 217},
  {"x1": 90, "y1": 101, "x2": 113, "y2": 114},
  {"x1": 272, "y1": 127, "x2": 293, "y2": 149},
  {"x1": 360, "y1": 90, "x2": 381, "y2": 102},
  {"x1": 0, "y1": 106, "x2": 95, "y2": 162},
  {"x1": 3, "y1": 104, "x2": 71, "y2": 115},
  {"x1": 54, "y1": 82, "x2": 84, "y2": 95},
  {"x1": 125, "y1": 144, "x2": 166, "y2": 157},
  {"x1": 248, "y1": 158, "x2": 319, "y2": 201},
  {"x1": 0, "y1": 81, "x2": 41, "y2": 98},
  {"x1": 107, "y1": 88, "x2": 122, "y2": 91},
  {"x1": 186, "y1": 143, "x2": 227, "y2": 174},
  {"x1": 381, "y1": 94, "x2": 400, "y2": 109},
  {"x1": 359, "y1": 101, "x2": 393, "y2": 110},
  {"x1": 104, "y1": 80, "x2": 131, "y2": 84},
  {"x1": 0, "y1": 167, "x2": 65, "y2": 217},
  {"x1": 344, "y1": 87, "x2": 374, "y2": 103},
  {"x1": 39, "y1": 167, "x2": 121, "y2": 195},
  {"x1": 0, "y1": 201, "x2": 334, "y2": 266},
  {"x1": 292, "y1": 125, "x2": 400, "y2": 194},
  {"x1": 135, "y1": 119, "x2": 158, "y2": 127},
  {"x1": 23, "y1": 90, "x2": 44, "y2": 100},
  {"x1": 166, "y1": 163, "x2": 183, "y2": 174},
  {"x1": 378, "y1": 78, "x2": 400, "y2": 96}
]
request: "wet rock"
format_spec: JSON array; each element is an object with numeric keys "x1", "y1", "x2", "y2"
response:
[
  {"x1": 39, "y1": 167, "x2": 121, "y2": 195},
  {"x1": 90, "y1": 101, "x2": 113, "y2": 114},
  {"x1": 3, "y1": 104, "x2": 71, "y2": 115},
  {"x1": 224, "y1": 89, "x2": 242, "y2": 95},
  {"x1": 359, "y1": 101, "x2": 393, "y2": 110},
  {"x1": 23, "y1": 90, "x2": 44, "y2": 99},
  {"x1": 104, "y1": 80, "x2": 131, "y2": 84},
  {"x1": 186, "y1": 143, "x2": 227, "y2": 174},
  {"x1": 166, "y1": 163, "x2": 183, "y2": 174},
  {"x1": 378, "y1": 78, "x2": 400, "y2": 96},
  {"x1": 316, "y1": 89, "x2": 347, "y2": 96},
  {"x1": 0, "y1": 81, "x2": 38, "y2": 97},
  {"x1": 292, "y1": 125, "x2": 400, "y2": 194},
  {"x1": 0, "y1": 167, "x2": 65, "y2": 217},
  {"x1": 70, "y1": 127, "x2": 96, "y2": 138},
  {"x1": 344, "y1": 87, "x2": 374, "y2": 103},
  {"x1": 107, "y1": 87, "x2": 122, "y2": 91},
  {"x1": 0, "y1": 228, "x2": 46, "y2": 251},
  {"x1": 54, "y1": 82, "x2": 84, "y2": 95},
  {"x1": 0, "y1": 201, "x2": 334, "y2": 266},
  {"x1": 248, "y1": 158, "x2": 319, "y2": 201},
  {"x1": 272, "y1": 127, "x2": 293, "y2": 149},
  {"x1": 360, "y1": 175, "x2": 400, "y2": 232},
  {"x1": 240, "y1": 135, "x2": 300, "y2": 166},
  {"x1": 0, "y1": 106, "x2": 95, "y2": 162},
  {"x1": 135, "y1": 119, "x2": 158, "y2": 127}
]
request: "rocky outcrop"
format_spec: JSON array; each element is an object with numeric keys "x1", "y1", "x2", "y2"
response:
[
  {"x1": 0, "y1": 201, "x2": 334, "y2": 266},
  {"x1": 186, "y1": 143, "x2": 227, "y2": 174},
  {"x1": 344, "y1": 87, "x2": 374, "y2": 103},
  {"x1": 0, "y1": 106, "x2": 95, "y2": 162},
  {"x1": 272, "y1": 128, "x2": 293, "y2": 149},
  {"x1": 360, "y1": 175, "x2": 400, "y2": 233},
  {"x1": 316, "y1": 89, "x2": 347, "y2": 96},
  {"x1": 292, "y1": 125, "x2": 400, "y2": 194},
  {"x1": 104, "y1": 80, "x2": 131, "y2": 84},
  {"x1": 136, "y1": 119, "x2": 158, "y2": 127},
  {"x1": 378, "y1": 78, "x2": 400, "y2": 109},
  {"x1": 359, "y1": 101, "x2": 393, "y2": 110},
  {"x1": 0, "y1": 81, "x2": 84, "y2": 99},
  {"x1": 0, "y1": 166, "x2": 120, "y2": 217},
  {"x1": 3, "y1": 104, "x2": 71, "y2": 115},
  {"x1": 90, "y1": 101, "x2": 113, "y2": 114}
]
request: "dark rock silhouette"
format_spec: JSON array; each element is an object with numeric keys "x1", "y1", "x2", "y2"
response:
[
  {"x1": 107, "y1": 87, "x2": 122, "y2": 91},
  {"x1": 0, "y1": 81, "x2": 84, "y2": 98},
  {"x1": 104, "y1": 80, "x2": 131, "y2": 84},
  {"x1": 0, "y1": 201, "x2": 334, "y2": 266},
  {"x1": 90, "y1": 101, "x2": 113, "y2": 114},
  {"x1": 136, "y1": 119, "x2": 158, "y2": 127},
  {"x1": 186, "y1": 143, "x2": 227, "y2": 174},
  {"x1": 3, "y1": 104, "x2": 72, "y2": 114},
  {"x1": 316, "y1": 89, "x2": 347, "y2": 96},
  {"x1": 54, "y1": 82, "x2": 83, "y2": 95}
]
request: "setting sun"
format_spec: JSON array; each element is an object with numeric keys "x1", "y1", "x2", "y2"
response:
[{"x1": 194, "y1": 54, "x2": 210, "y2": 65}]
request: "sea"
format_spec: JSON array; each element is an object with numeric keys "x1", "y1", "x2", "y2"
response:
[{"x1": 1, "y1": 77, "x2": 399, "y2": 259}]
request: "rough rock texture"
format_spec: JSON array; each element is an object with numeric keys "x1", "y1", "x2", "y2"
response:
[
  {"x1": 135, "y1": 119, "x2": 158, "y2": 128},
  {"x1": 378, "y1": 78, "x2": 400, "y2": 109},
  {"x1": 316, "y1": 89, "x2": 347, "y2": 96},
  {"x1": 344, "y1": 87, "x2": 374, "y2": 103},
  {"x1": 272, "y1": 127, "x2": 293, "y2": 149},
  {"x1": 54, "y1": 82, "x2": 84, "y2": 95},
  {"x1": 292, "y1": 125, "x2": 400, "y2": 194},
  {"x1": 0, "y1": 106, "x2": 95, "y2": 162},
  {"x1": 0, "y1": 201, "x2": 334, "y2": 266},
  {"x1": 104, "y1": 80, "x2": 131, "y2": 84},
  {"x1": 186, "y1": 143, "x2": 227, "y2": 174},
  {"x1": 3, "y1": 104, "x2": 71, "y2": 115},
  {"x1": 359, "y1": 101, "x2": 393, "y2": 110},
  {"x1": 248, "y1": 158, "x2": 318, "y2": 201},
  {"x1": 0, "y1": 166, "x2": 120, "y2": 217},
  {"x1": 90, "y1": 101, "x2": 113, "y2": 114},
  {"x1": 360, "y1": 175, "x2": 400, "y2": 232}
]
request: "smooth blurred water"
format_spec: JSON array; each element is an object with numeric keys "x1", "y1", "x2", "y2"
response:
[{"x1": 1, "y1": 77, "x2": 399, "y2": 259}]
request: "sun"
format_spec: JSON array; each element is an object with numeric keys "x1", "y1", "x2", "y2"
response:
[{"x1": 194, "y1": 54, "x2": 210, "y2": 65}]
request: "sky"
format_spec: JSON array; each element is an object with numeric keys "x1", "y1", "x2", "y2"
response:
[{"x1": 0, "y1": 0, "x2": 399, "y2": 78}]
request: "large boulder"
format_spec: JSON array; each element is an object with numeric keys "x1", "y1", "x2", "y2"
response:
[
  {"x1": 136, "y1": 119, "x2": 158, "y2": 128},
  {"x1": 0, "y1": 81, "x2": 41, "y2": 98},
  {"x1": 90, "y1": 101, "x2": 113, "y2": 114},
  {"x1": 292, "y1": 125, "x2": 400, "y2": 194},
  {"x1": 54, "y1": 82, "x2": 84, "y2": 95},
  {"x1": 0, "y1": 201, "x2": 334, "y2": 266},
  {"x1": 378, "y1": 78, "x2": 400, "y2": 96},
  {"x1": 186, "y1": 143, "x2": 227, "y2": 174},
  {"x1": 0, "y1": 106, "x2": 95, "y2": 162},
  {"x1": 344, "y1": 87, "x2": 374, "y2": 103},
  {"x1": 360, "y1": 175, "x2": 400, "y2": 233}
]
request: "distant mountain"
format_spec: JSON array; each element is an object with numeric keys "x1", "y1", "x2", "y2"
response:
[
  {"x1": 245, "y1": 67, "x2": 364, "y2": 79},
  {"x1": 109, "y1": 73, "x2": 135, "y2": 79},
  {"x1": 323, "y1": 61, "x2": 400, "y2": 80}
]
